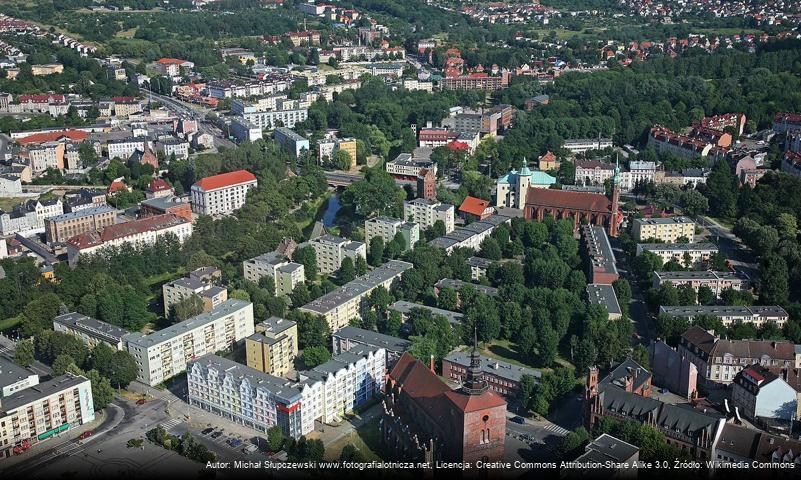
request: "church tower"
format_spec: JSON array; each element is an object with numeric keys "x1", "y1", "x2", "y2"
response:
[
  {"x1": 461, "y1": 329, "x2": 489, "y2": 395},
  {"x1": 609, "y1": 155, "x2": 621, "y2": 237}
]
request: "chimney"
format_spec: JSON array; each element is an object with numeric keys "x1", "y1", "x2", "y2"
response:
[{"x1": 429, "y1": 354, "x2": 435, "y2": 374}]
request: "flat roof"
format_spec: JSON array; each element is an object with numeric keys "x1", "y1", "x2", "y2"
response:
[
  {"x1": 274, "y1": 127, "x2": 308, "y2": 142},
  {"x1": 47, "y1": 205, "x2": 117, "y2": 223},
  {"x1": 54, "y1": 312, "x2": 130, "y2": 343},
  {"x1": 634, "y1": 216, "x2": 694, "y2": 226},
  {"x1": 389, "y1": 300, "x2": 464, "y2": 325},
  {"x1": 638, "y1": 242, "x2": 717, "y2": 252},
  {"x1": 434, "y1": 278, "x2": 498, "y2": 297},
  {"x1": 257, "y1": 316, "x2": 296, "y2": 336},
  {"x1": 654, "y1": 270, "x2": 748, "y2": 281},
  {"x1": 0, "y1": 357, "x2": 36, "y2": 389},
  {"x1": 188, "y1": 354, "x2": 302, "y2": 403},
  {"x1": 333, "y1": 326, "x2": 412, "y2": 353},
  {"x1": 582, "y1": 225, "x2": 617, "y2": 276},
  {"x1": 659, "y1": 305, "x2": 788, "y2": 318},
  {"x1": 124, "y1": 299, "x2": 251, "y2": 348},
  {"x1": 299, "y1": 260, "x2": 412, "y2": 315},
  {"x1": 586, "y1": 284, "x2": 622, "y2": 316},
  {"x1": 428, "y1": 215, "x2": 510, "y2": 250},
  {"x1": 467, "y1": 256, "x2": 494, "y2": 269},
  {"x1": 575, "y1": 433, "x2": 639, "y2": 464},
  {"x1": 1, "y1": 374, "x2": 88, "y2": 412},
  {"x1": 444, "y1": 351, "x2": 541, "y2": 382}
]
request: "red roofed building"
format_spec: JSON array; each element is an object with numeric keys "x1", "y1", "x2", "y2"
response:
[
  {"x1": 459, "y1": 196, "x2": 493, "y2": 221},
  {"x1": 446, "y1": 140, "x2": 469, "y2": 152},
  {"x1": 190, "y1": 170, "x2": 258, "y2": 216},
  {"x1": 525, "y1": 166, "x2": 623, "y2": 236},
  {"x1": 146, "y1": 178, "x2": 174, "y2": 199},
  {"x1": 773, "y1": 112, "x2": 801, "y2": 133},
  {"x1": 538, "y1": 151, "x2": 559, "y2": 171},
  {"x1": 380, "y1": 348, "x2": 506, "y2": 464},
  {"x1": 107, "y1": 178, "x2": 130, "y2": 196},
  {"x1": 16, "y1": 129, "x2": 88, "y2": 146},
  {"x1": 66, "y1": 213, "x2": 193, "y2": 266},
  {"x1": 18, "y1": 94, "x2": 65, "y2": 105},
  {"x1": 155, "y1": 58, "x2": 194, "y2": 77}
]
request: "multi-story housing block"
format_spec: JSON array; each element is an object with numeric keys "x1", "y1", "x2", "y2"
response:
[
  {"x1": 581, "y1": 225, "x2": 618, "y2": 285},
  {"x1": 652, "y1": 270, "x2": 749, "y2": 297},
  {"x1": 0, "y1": 374, "x2": 94, "y2": 459},
  {"x1": 0, "y1": 198, "x2": 63, "y2": 235},
  {"x1": 107, "y1": 137, "x2": 148, "y2": 161},
  {"x1": 243, "y1": 250, "x2": 305, "y2": 297},
  {"x1": 0, "y1": 358, "x2": 39, "y2": 398},
  {"x1": 563, "y1": 138, "x2": 613, "y2": 154},
  {"x1": 636, "y1": 242, "x2": 717, "y2": 267},
  {"x1": 298, "y1": 260, "x2": 412, "y2": 331},
  {"x1": 364, "y1": 217, "x2": 419, "y2": 252},
  {"x1": 403, "y1": 198, "x2": 454, "y2": 234},
  {"x1": 385, "y1": 153, "x2": 437, "y2": 178},
  {"x1": 332, "y1": 326, "x2": 411, "y2": 368},
  {"x1": 162, "y1": 270, "x2": 228, "y2": 317},
  {"x1": 44, "y1": 205, "x2": 117, "y2": 244},
  {"x1": 316, "y1": 136, "x2": 357, "y2": 164},
  {"x1": 632, "y1": 216, "x2": 695, "y2": 242},
  {"x1": 125, "y1": 300, "x2": 255, "y2": 386},
  {"x1": 659, "y1": 305, "x2": 789, "y2": 328},
  {"x1": 428, "y1": 215, "x2": 511, "y2": 254},
  {"x1": 246, "y1": 317, "x2": 298, "y2": 377},
  {"x1": 273, "y1": 127, "x2": 310, "y2": 158},
  {"x1": 190, "y1": 170, "x2": 258, "y2": 216},
  {"x1": 53, "y1": 312, "x2": 130, "y2": 350},
  {"x1": 306, "y1": 234, "x2": 365, "y2": 275},
  {"x1": 139, "y1": 196, "x2": 193, "y2": 222}
]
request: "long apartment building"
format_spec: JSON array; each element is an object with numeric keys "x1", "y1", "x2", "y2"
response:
[
  {"x1": 66, "y1": 213, "x2": 193, "y2": 266},
  {"x1": 636, "y1": 242, "x2": 717, "y2": 267},
  {"x1": 679, "y1": 326, "x2": 799, "y2": 385},
  {"x1": 190, "y1": 170, "x2": 258, "y2": 216},
  {"x1": 0, "y1": 374, "x2": 94, "y2": 459},
  {"x1": 107, "y1": 137, "x2": 148, "y2": 160},
  {"x1": 581, "y1": 224, "x2": 618, "y2": 285},
  {"x1": 659, "y1": 305, "x2": 789, "y2": 328},
  {"x1": 0, "y1": 358, "x2": 39, "y2": 398},
  {"x1": 245, "y1": 317, "x2": 298, "y2": 377},
  {"x1": 332, "y1": 325, "x2": 412, "y2": 368},
  {"x1": 364, "y1": 217, "x2": 419, "y2": 252},
  {"x1": 296, "y1": 345, "x2": 385, "y2": 433},
  {"x1": 53, "y1": 312, "x2": 130, "y2": 350},
  {"x1": 385, "y1": 153, "x2": 437, "y2": 179},
  {"x1": 428, "y1": 214, "x2": 511, "y2": 254},
  {"x1": 298, "y1": 260, "x2": 412, "y2": 331},
  {"x1": 207, "y1": 78, "x2": 291, "y2": 99},
  {"x1": 243, "y1": 250, "x2": 305, "y2": 297},
  {"x1": 632, "y1": 216, "x2": 695, "y2": 243},
  {"x1": 125, "y1": 299, "x2": 255, "y2": 386},
  {"x1": 239, "y1": 101, "x2": 308, "y2": 130},
  {"x1": 652, "y1": 270, "x2": 750, "y2": 297},
  {"x1": 187, "y1": 354, "x2": 305, "y2": 439},
  {"x1": 403, "y1": 198, "x2": 454, "y2": 233},
  {"x1": 162, "y1": 269, "x2": 228, "y2": 317},
  {"x1": 306, "y1": 234, "x2": 365, "y2": 275},
  {"x1": 648, "y1": 126, "x2": 728, "y2": 161},
  {"x1": 44, "y1": 205, "x2": 117, "y2": 244}
]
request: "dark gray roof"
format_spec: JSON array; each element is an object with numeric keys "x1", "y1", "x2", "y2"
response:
[
  {"x1": 600, "y1": 357, "x2": 650, "y2": 392},
  {"x1": 582, "y1": 225, "x2": 617, "y2": 276},
  {"x1": 333, "y1": 326, "x2": 411, "y2": 354},
  {"x1": 654, "y1": 270, "x2": 749, "y2": 282},
  {"x1": 300, "y1": 344, "x2": 381, "y2": 385},
  {"x1": 188, "y1": 354, "x2": 302, "y2": 403},
  {"x1": 434, "y1": 278, "x2": 498, "y2": 297},
  {"x1": 444, "y1": 351, "x2": 541, "y2": 382},
  {"x1": 659, "y1": 305, "x2": 788, "y2": 319},
  {"x1": 637, "y1": 242, "x2": 717, "y2": 252},
  {"x1": 467, "y1": 256, "x2": 494, "y2": 269},
  {"x1": 575, "y1": 433, "x2": 639, "y2": 463},
  {"x1": 389, "y1": 300, "x2": 464, "y2": 325},
  {"x1": 54, "y1": 312, "x2": 130, "y2": 343},
  {"x1": 586, "y1": 284, "x2": 622, "y2": 316},
  {"x1": 257, "y1": 316, "x2": 296, "y2": 336},
  {"x1": 1, "y1": 374, "x2": 89, "y2": 412},
  {"x1": 0, "y1": 357, "x2": 36, "y2": 389},
  {"x1": 47, "y1": 205, "x2": 116, "y2": 223}
]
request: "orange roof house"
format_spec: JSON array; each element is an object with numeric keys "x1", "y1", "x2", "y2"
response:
[{"x1": 459, "y1": 196, "x2": 493, "y2": 220}]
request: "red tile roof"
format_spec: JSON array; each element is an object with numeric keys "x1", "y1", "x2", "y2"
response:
[
  {"x1": 389, "y1": 352, "x2": 452, "y2": 399},
  {"x1": 193, "y1": 170, "x2": 257, "y2": 192},
  {"x1": 67, "y1": 213, "x2": 188, "y2": 249},
  {"x1": 539, "y1": 151, "x2": 556, "y2": 162},
  {"x1": 444, "y1": 389, "x2": 506, "y2": 412},
  {"x1": 525, "y1": 188, "x2": 613, "y2": 213},
  {"x1": 108, "y1": 179, "x2": 129, "y2": 194},
  {"x1": 459, "y1": 196, "x2": 490, "y2": 216},
  {"x1": 17, "y1": 130, "x2": 88, "y2": 145},
  {"x1": 446, "y1": 140, "x2": 469, "y2": 151},
  {"x1": 147, "y1": 178, "x2": 172, "y2": 192},
  {"x1": 156, "y1": 57, "x2": 188, "y2": 65},
  {"x1": 18, "y1": 94, "x2": 65, "y2": 104}
]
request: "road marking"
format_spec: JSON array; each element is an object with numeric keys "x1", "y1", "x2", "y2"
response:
[
  {"x1": 544, "y1": 424, "x2": 569, "y2": 436},
  {"x1": 160, "y1": 418, "x2": 182, "y2": 431}
]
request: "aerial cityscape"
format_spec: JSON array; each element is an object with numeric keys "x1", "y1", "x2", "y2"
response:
[{"x1": 0, "y1": 0, "x2": 799, "y2": 477}]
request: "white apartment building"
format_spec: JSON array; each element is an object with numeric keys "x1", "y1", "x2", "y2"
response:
[
  {"x1": 385, "y1": 153, "x2": 437, "y2": 178},
  {"x1": 230, "y1": 117, "x2": 263, "y2": 142},
  {"x1": 107, "y1": 137, "x2": 148, "y2": 160},
  {"x1": 0, "y1": 357, "x2": 39, "y2": 398},
  {"x1": 403, "y1": 198, "x2": 455, "y2": 233},
  {"x1": 563, "y1": 138, "x2": 613, "y2": 154},
  {"x1": 402, "y1": 79, "x2": 433, "y2": 92},
  {"x1": 626, "y1": 161, "x2": 657, "y2": 189},
  {"x1": 633, "y1": 216, "x2": 696, "y2": 243},
  {"x1": 298, "y1": 260, "x2": 412, "y2": 331},
  {"x1": 125, "y1": 300, "x2": 255, "y2": 386},
  {"x1": 53, "y1": 312, "x2": 130, "y2": 351},
  {"x1": 428, "y1": 214, "x2": 511, "y2": 254},
  {"x1": 307, "y1": 234, "x2": 366, "y2": 275},
  {"x1": 297, "y1": 345, "x2": 385, "y2": 432},
  {"x1": 243, "y1": 251, "x2": 306, "y2": 296},
  {"x1": 0, "y1": 374, "x2": 94, "y2": 459},
  {"x1": 636, "y1": 242, "x2": 718, "y2": 267},
  {"x1": 28, "y1": 142, "x2": 62, "y2": 172},
  {"x1": 162, "y1": 275, "x2": 228, "y2": 317},
  {"x1": 0, "y1": 198, "x2": 63, "y2": 235},
  {"x1": 241, "y1": 105, "x2": 308, "y2": 130},
  {"x1": 275, "y1": 263, "x2": 305, "y2": 297},
  {"x1": 207, "y1": 79, "x2": 291, "y2": 99},
  {"x1": 574, "y1": 159, "x2": 615, "y2": 186},
  {"x1": 157, "y1": 139, "x2": 190, "y2": 160},
  {"x1": 187, "y1": 354, "x2": 306, "y2": 439},
  {"x1": 190, "y1": 170, "x2": 258, "y2": 216},
  {"x1": 364, "y1": 217, "x2": 419, "y2": 252},
  {"x1": 659, "y1": 305, "x2": 789, "y2": 328},
  {"x1": 652, "y1": 271, "x2": 750, "y2": 297},
  {"x1": 230, "y1": 94, "x2": 288, "y2": 115}
]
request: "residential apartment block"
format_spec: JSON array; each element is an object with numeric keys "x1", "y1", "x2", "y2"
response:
[
  {"x1": 364, "y1": 217, "x2": 419, "y2": 252},
  {"x1": 0, "y1": 358, "x2": 39, "y2": 398},
  {"x1": 563, "y1": 138, "x2": 613, "y2": 154},
  {"x1": 731, "y1": 364, "x2": 797, "y2": 423},
  {"x1": 403, "y1": 198, "x2": 455, "y2": 234},
  {"x1": 44, "y1": 205, "x2": 117, "y2": 244},
  {"x1": 632, "y1": 216, "x2": 695, "y2": 242},
  {"x1": 0, "y1": 374, "x2": 94, "y2": 459},
  {"x1": 679, "y1": 326, "x2": 799, "y2": 385},
  {"x1": 0, "y1": 199, "x2": 63, "y2": 235},
  {"x1": 245, "y1": 317, "x2": 298, "y2": 377},
  {"x1": 273, "y1": 127, "x2": 309, "y2": 158},
  {"x1": 317, "y1": 136, "x2": 357, "y2": 165},
  {"x1": 587, "y1": 283, "x2": 623, "y2": 320},
  {"x1": 659, "y1": 305, "x2": 789, "y2": 328},
  {"x1": 243, "y1": 250, "x2": 305, "y2": 297},
  {"x1": 53, "y1": 312, "x2": 130, "y2": 350},
  {"x1": 66, "y1": 213, "x2": 193, "y2": 266},
  {"x1": 107, "y1": 137, "x2": 148, "y2": 160},
  {"x1": 332, "y1": 326, "x2": 412, "y2": 368},
  {"x1": 190, "y1": 170, "x2": 258, "y2": 216},
  {"x1": 636, "y1": 242, "x2": 717, "y2": 267},
  {"x1": 581, "y1": 225, "x2": 618, "y2": 285},
  {"x1": 125, "y1": 300, "x2": 255, "y2": 386},
  {"x1": 428, "y1": 214, "x2": 511, "y2": 254},
  {"x1": 307, "y1": 234, "x2": 365, "y2": 275},
  {"x1": 187, "y1": 354, "x2": 305, "y2": 439},
  {"x1": 442, "y1": 350, "x2": 541, "y2": 400},
  {"x1": 652, "y1": 270, "x2": 750, "y2": 297},
  {"x1": 298, "y1": 260, "x2": 412, "y2": 331},
  {"x1": 162, "y1": 268, "x2": 228, "y2": 317}
]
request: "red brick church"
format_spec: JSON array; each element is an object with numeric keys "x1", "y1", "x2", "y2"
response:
[
  {"x1": 524, "y1": 161, "x2": 623, "y2": 237},
  {"x1": 380, "y1": 346, "x2": 507, "y2": 465}
]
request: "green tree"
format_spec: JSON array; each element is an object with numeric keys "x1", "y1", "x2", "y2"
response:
[
  {"x1": 339, "y1": 257, "x2": 356, "y2": 283},
  {"x1": 293, "y1": 246, "x2": 318, "y2": 279},
  {"x1": 86, "y1": 369, "x2": 114, "y2": 410},
  {"x1": 368, "y1": 237, "x2": 385, "y2": 267},
  {"x1": 697, "y1": 285, "x2": 715, "y2": 305},
  {"x1": 355, "y1": 255, "x2": 369, "y2": 276},
  {"x1": 437, "y1": 287, "x2": 458, "y2": 311},
  {"x1": 267, "y1": 426, "x2": 285, "y2": 452},
  {"x1": 302, "y1": 346, "x2": 331, "y2": 368},
  {"x1": 479, "y1": 237, "x2": 502, "y2": 260},
  {"x1": 14, "y1": 339, "x2": 35, "y2": 367},
  {"x1": 52, "y1": 354, "x2": 79, "y2": 376}
]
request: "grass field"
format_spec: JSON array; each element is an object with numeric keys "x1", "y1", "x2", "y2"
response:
[
  {"x1": 0, "y1": 197, "x2": 27, "y2": 211},
  {"x1": 0, "y1": 316, "x2": 21, "y2": 332},
  {"x1": 323, "y1": 417, "x2": 384, "y2": 461},
  {"x1": 479, "y1": 339, "x2": 575, "y2": 372}
]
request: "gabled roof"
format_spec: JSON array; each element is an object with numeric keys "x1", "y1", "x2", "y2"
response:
[
  {"x1": 458, "y1": 196, "x2": 490, "y2": 216},
  {"x1": 17, "y1": 130, "x2": 88, "y2": 145},
  {"x1": 525, "y1": 187, "x2": 613, "y2": 213},
  {"x1": 193, "y1": 170, "x2": 257, "y2": 192}
]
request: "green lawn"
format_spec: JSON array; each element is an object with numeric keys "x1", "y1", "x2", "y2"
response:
[
  {"x1": 0, "y1": 316, "x2": 22, "y2": 332},
  {"x1": 479, "y1": 339, "x2": 575, "y2": 373},
  {"x1": 324, "y1": 417, "x2": 384, "y2": 461}
]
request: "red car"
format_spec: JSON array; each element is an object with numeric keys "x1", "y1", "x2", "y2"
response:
[
  {"x1": 136, "y1": 399, "x2": 147, "y2": 405},
  {"x1": 78, "y1": 431, "x2": 92, "y2": 440}
]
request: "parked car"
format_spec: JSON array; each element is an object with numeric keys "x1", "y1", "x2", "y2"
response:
[
  {"x1": 510, "y1": 416, "x2": 525, "y2": 424},
  {"x1": 201, "y1": 428, "x2": 214, "y2": 435},
  {"x1": 242, "y1": 444, "x2": 259, "y2": 454},
  {"x1": 136, "y1": 399, "x2": 147, "y2": 405},
  {"x1": 211, "y1": 431, "x2": 223, "y2": 439},
  {"x1": 78, "y1": 431, "x2": 93, "y2": 440},
  {"x1": 228, "y1": 438, "x2": 242, "y2": 448}
]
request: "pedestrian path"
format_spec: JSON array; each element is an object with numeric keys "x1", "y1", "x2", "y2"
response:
[
  {"x1": 543, "y1": 423, "x2": 569, "y2": 436},
  {"x1": 160, "y1": 418, "x2": 182, "y2": 432}
]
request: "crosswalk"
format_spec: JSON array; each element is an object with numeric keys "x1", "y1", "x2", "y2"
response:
[
  {"x1": 543, "y1": 424, "x2": 569, "y2": 436},
  {"x1": 160, "y1": 418, "x2": 182, "y2": 431},
  {"x1": 54, "y1": 443, "x2": 83, "y2": 457}
]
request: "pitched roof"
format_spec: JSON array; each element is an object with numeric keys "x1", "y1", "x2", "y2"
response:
[
  {"x1": 458, "y1": 196, "x2": 490, "y2": 216},
  {"x1": 524, "y1": 187, "x2": 613, "y2": 213},
  {"x1": 388, "y1": 352, "x2": 451, "y2": 399},
  {"x1": 193, "y1": 170, "x2": 257, "y2": 192},
  {"x1": 147, "y1": 178, "x2": 172, "y2": 193},
  {"x1": 17, "y1": 130, "x2": 88, "y2": 145},
  {"x1": 681, "y1": 326, "x2": 717, "y2": 354},
  {"x1": 67, "y1": 213, "x2": 188, "y2": 249}
]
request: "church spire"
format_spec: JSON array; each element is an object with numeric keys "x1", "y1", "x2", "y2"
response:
[{"x1": 462, "y1": 327, "x2": 488, "y2": 395}]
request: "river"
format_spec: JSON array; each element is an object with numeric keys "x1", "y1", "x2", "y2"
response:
[{"x1": 321, "y1": 194, "x2": 341, "y2": 227}]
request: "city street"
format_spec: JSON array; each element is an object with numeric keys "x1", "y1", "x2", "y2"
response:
[{"x1": 699, "y1": 215, "x2": 759, "y2": 280}]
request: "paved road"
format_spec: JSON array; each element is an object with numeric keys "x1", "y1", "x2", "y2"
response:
[
  {"x1": 610, "y1": 240, "x2": 652, "y2": 345},
  {"x1": 699, "y1": 215, "x2": 759, "y2": 280}
]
